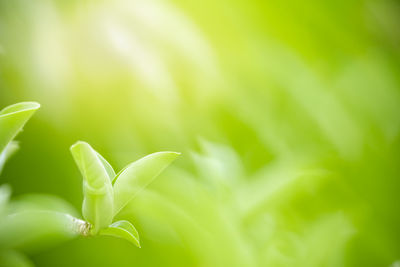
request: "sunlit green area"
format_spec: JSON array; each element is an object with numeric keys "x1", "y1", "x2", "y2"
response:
[{"x1": 1, "y1": 0, "x2": 400, "y2": 266}]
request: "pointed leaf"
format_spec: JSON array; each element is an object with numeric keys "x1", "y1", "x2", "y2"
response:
[
  {"x1": 99, "y1": 220, "x2": 140, "y2": 248},
  {"x1": 0, "y1": 102, "x2": 40, "y2": 154},
  {"x1": 113, "y1": 151, "x2": 180, "y2": 215},
  {"x1": 70, "y1": 141, "x2": 113, "y2": 234}
]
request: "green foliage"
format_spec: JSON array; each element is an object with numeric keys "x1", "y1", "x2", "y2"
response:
[
  {"x1": 0, "y1": 102, "x2": 80, "y2": 257},
  {"x1": 0, "y1": 102, "x2": 179, "y2": 265},
  {"x1": 1, "y1": 0, "x2": 400, "y2": 266},
  {"x1": 70, "y1": 140, "x2": 179, "y2": 245}
]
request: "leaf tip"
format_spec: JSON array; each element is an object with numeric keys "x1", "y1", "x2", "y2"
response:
[
  {"x1": 28, "y1": 101, "x2": 41, "y2": 110},
  {"x1": 17, "y1": 101, "x2": 41, "y2": 110},
  {"x1": 160, "y1": 151, "x2": 181, "y2": 159},
  {"x1": 70, "y1": 140, "x2": 89, "y2": 152},
  {"x1": 0, "y1": 101, "x2": 41, "y2": 117}
]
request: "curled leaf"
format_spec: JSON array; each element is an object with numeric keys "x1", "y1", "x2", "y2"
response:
[
  {"x1": 113, "y1": 151, "x2": 180, "y2": 216},
  {"x1": 99, "y1": 220, "x2": 140, "y2": 248},
  {"x1": 70, "y1": 141, "x2": 114, "y2": 234}
]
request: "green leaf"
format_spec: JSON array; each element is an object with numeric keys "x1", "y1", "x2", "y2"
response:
[
  {"x1": 0, "y1": 141, "x2": 19, "y2": 174},
  {"x1": 99, "y1": 220, "x2": 140, "y2": 248},
  {"x1": 0, "y1": 210, "x2": 79, "y2": 253},
  {"x1": 70, "y1": 141, "x2": 114, "y2": 234},
  {"x1": 96, "y1": 151, "x2": 116, "y2": 181},
  {"x1": 112, "y1": 151, "x2": 180, "y2": 216},
  {"x1": 0, "y1": 102, "x2": 40, "y2": 155},
  {"x1": 9, "y1": 194, "x2": 79, "y2": 218}
]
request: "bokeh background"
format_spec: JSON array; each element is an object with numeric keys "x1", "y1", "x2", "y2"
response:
[{"x1": 1, "y1": 0, "x2": 400, "y2": 266}]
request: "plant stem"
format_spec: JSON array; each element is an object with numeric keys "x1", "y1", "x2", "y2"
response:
[{"x1": 69, "y1": 215, "x2": 92, "y2": 237}]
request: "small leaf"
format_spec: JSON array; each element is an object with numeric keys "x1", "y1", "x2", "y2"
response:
[
  {"x1": 0, "y1": 102, "x2": 40, "y2": 155},
  {"x1": 99, "y1": 220, "x2": 140, "y2": 248},
  {"x1": 113, "y1": 151, "x2": 180, "y2": 216},
  {"x1": 70, "y1": 141, "x2": 114, "y2": 234}
]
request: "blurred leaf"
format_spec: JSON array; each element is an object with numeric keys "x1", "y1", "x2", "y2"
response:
[
  {"x1": 99, "y1": 220, "x2": 140, "y2": 248},
  {"x1": 0, "y1": 210, "x2": 78, "y2": 253},
  {"x1": 0, "y1": 102, "x2": 40, "y2": 155},
  {"x1": 0, "y1": 141, "x2": 19, "y2": 174},
  {"x1": 70, "y1": 141, "x2": 114, "y2": 234},
  {"x1": 113, "y1": 151, "x2": 180, "y2": 216},
  {"x1": 9, "y1": 194, "x2": 79, "y2": 218}
]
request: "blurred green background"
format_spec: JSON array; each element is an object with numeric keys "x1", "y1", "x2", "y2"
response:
[{"x1": 1, "y1": 0, "x2": 400, "y2": 266}]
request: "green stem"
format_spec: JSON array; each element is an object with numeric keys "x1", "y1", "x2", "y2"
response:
[{"x1": 69, "y1": 215, "x2": 92, "y2": 237}]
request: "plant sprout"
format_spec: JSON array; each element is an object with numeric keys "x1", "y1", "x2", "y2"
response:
[
  {"x1": 70, "y1": 141, "x2": 180, "y2": 246},
  {"x1": 0, "y1": 102, "x2": 180, "y2": 266}
]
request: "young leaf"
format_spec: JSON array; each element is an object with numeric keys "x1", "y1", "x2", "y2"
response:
[
  {"x1": 99, "y1": 220, "x2": 140, "y2": 248},
  {"x1": 113, "y1": 151, "x2": 180, "y2": 216},
  {"x1": 0, "y1": 102, "x2": 40, "y2": 155},
  {"x1": 70, "y1": 141, "x2": 114, "y2": 234}
]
